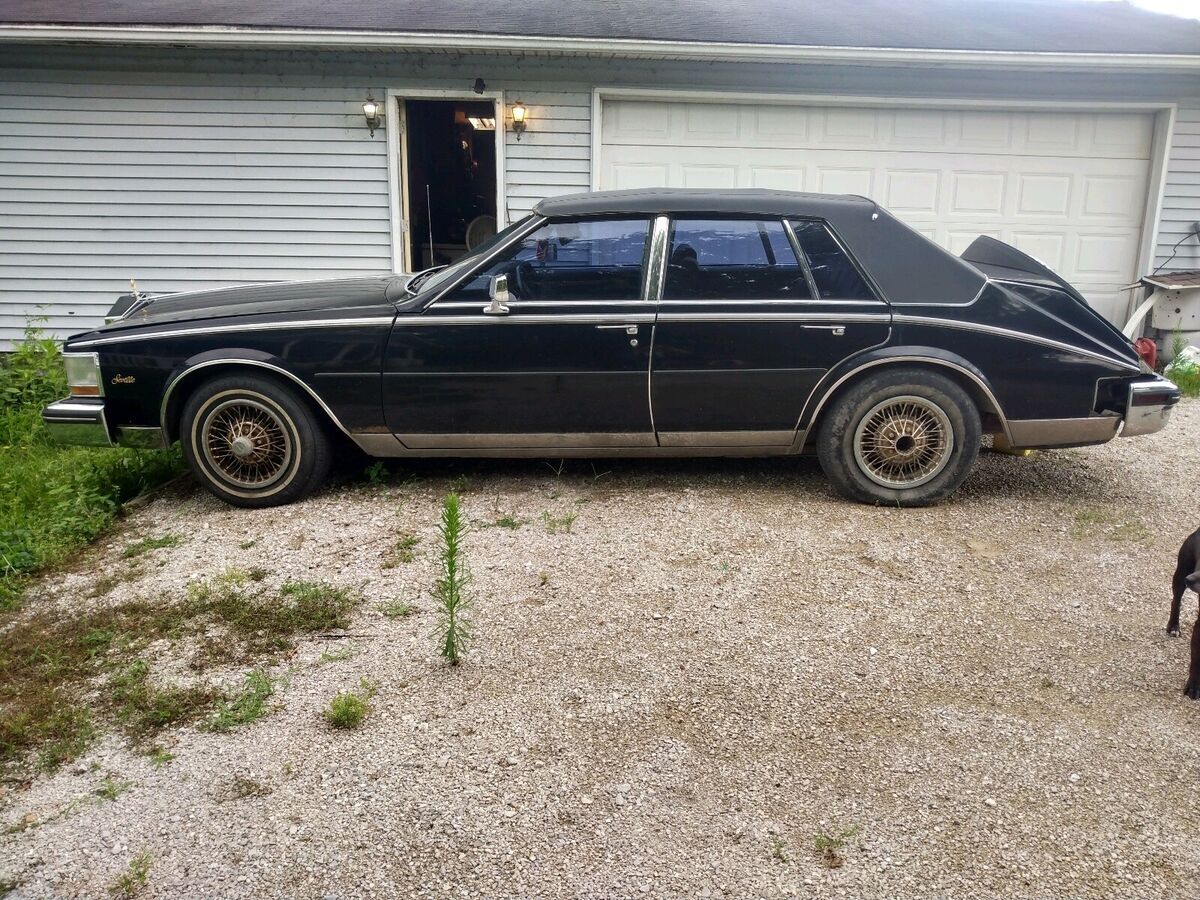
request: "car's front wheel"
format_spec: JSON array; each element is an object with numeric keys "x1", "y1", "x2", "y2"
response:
[
  {"x1": 180, "y1": 374, "x2": 333, "y2": 508},
  {"x1": 816, "y1": 368, "x2": 981, "y2": 506}
]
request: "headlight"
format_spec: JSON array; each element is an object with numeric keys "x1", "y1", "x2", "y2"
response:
[{"x1": 64, "y1": 352, "x2": 103, "y2": 397}]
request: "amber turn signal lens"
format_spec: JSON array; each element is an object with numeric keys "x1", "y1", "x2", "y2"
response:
[{"x1": 69, "y1": 384, "x2": 101, "y2": 397}]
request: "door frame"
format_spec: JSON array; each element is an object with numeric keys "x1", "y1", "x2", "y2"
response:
[
  {"x1": 385, "y1": 87, "x2": 507, "y2": 273},
  {"x1": 591, "y1": 86, "x2": 1176, "y2": 323}
]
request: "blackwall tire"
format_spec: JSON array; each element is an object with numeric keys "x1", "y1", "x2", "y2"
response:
[
  {"x1": 180, "y1": 374, "x2": 333, "y2": 508},
  {"x1": 816, "y1": 368, "x2": 981, "y2": 507}
]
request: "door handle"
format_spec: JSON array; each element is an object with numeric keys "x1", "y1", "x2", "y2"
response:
[
  {"x1": 802, "y1": 325, "x2": 846, "y2": 336},
  {"x1": 595, "y1": 324, "x2": 639, "y2": 335}
]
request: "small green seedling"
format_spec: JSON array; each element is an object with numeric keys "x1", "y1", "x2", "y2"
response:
[{"x1": 434, "y1": 493, "x2": 472, "y2": 665}]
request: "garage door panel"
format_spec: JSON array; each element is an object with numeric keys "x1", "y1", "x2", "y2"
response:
[{"x1": 600, "y1": 99, "x2": 1153, "y2": 323}]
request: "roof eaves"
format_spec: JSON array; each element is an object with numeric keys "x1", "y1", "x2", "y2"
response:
[{"x1": 1, "y1": 25, "x2": 1199, "y2": 71}]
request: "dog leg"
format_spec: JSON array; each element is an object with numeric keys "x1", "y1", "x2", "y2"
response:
[
  {"x1": 1186, "y1": 619, "x2": 1200, "y2": 701},
  {"x1": 1168, "y1": 566, "x2": 1187, "y2": 636}
]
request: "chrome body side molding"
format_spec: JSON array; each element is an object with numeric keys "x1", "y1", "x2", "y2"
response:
[
  {"x1": 891, "y1": 314, "x2": 1140, "y2": 372},
  {"x1": 159, "y1": 358, "x2": 357, "y2": 441},
  {"x1": 1006, "y1": 416, "x2": 1121, "y2": 448},
  {"x1": 792, "y1": 354, "x2": 1014, "y2": 448},
  {"x1": 70, "y1": 316, "x2": 396, "y2": 349}
]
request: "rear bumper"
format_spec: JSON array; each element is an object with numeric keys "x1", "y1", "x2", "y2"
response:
[
  {"x1": 1120, "y1": 376, "x2": 1181, "y2": 438},
  {"x1": 41, "y1": 398, "x2": 112, "y2": 447}
]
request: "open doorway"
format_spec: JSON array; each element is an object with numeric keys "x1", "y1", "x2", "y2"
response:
[{"x1": 400, "y1": 98, "x2": 500, "y2": 272}]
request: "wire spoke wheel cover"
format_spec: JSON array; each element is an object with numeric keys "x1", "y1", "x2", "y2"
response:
[
  {"x1": 852, "y1": 394, "x2": 955, "y2": 489},
  {"x1": 200, "y1": 396, "x2": 294, "y2": 491}
]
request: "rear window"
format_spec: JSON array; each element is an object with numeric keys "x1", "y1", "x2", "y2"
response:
[
  {"x1": 789, "y1": 220, "x2": 876, "y2": 301},
  {"x1": 663, "y1": 219, "x2": 812, "y2": 301}
]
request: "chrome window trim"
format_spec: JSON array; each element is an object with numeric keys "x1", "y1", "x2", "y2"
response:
[
  {"x1": 417, "y1": 214, "x2": 546, "y2": 308},
  {"x1": 788, "y1": 216, "x2": 886, "y2": 304},
  {"x1": 890, "y1": 313, "x2": 1140, "y2": 371},
  {"x1": 781, "y1": 217, "x2": 822, "y2": 301},
  {"x1": 656, "y1": 312, "x2": 891, "y2": 324},
  {"x1": 793, "y1": 355, "x2": 1014, "y2": 446},
  {"x1": 886, "y1": 279, "x2": 989, "y2": 309},
  {"x1": 69, "y1": 317, "x2": 396, "y2": 349},
  {"x1": 421, "y1": 214, "x2": 660, "y2": 311},
  {"x1": 158, "y1": 358, "x2": 356, "y2": 441}
]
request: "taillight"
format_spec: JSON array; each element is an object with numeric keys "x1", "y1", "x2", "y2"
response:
[
  {"x1": 64, "y1": 352, "x2": 103, "y2": 398},
  {"x1": 1132, "y1": 338, "x2": 1157, "y2": 370}
]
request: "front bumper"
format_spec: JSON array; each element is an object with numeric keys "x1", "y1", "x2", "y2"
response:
[
  {"x1": 42, "y1": 398, "x2": 165, "y2": 449},
  {"x1": 1120, "y1": 376, "x2": 1182, "y2": 437},
  {"x1": 42, "y1": 398, "x2": 112, "y2": 447}
]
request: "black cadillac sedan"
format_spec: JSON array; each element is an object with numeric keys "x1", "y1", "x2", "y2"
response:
[{"x1": 43, "y1": 189, "x2": 1179, "y2": 508}]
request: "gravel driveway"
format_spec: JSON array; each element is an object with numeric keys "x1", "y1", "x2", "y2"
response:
[{"x1": 4, "y1": 401, "x2": 1200, "y2": 899}]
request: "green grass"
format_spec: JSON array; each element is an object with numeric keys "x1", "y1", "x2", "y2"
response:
[
  {"x1": 814, "y1": 825, "x2": 860, "y2": 868},
  {"x1": 121, "y1": 534, "x2": 181, "y2": 559},
  {"x1": 208, "y1": 670, "x2": 275, "y2": 732},
  {"x1": 381, "y1": 533, "x2": 419, "y2": 568},
  {"x1": 490, "y1": 515, "x2": 525, "y2": 530},
  {"x1": 0, "y1": 568, "x2": 357, "y2": 774},
  {"x1": 109, "y1": 851, "x2": 151, "y2": 898},
  {"x1": 378, "y1": 600, "x2": 416, "y2": 619},
  {"x1": 1167, "y1": 324, "x2": 1200, "y2": 398},
  {"x1": 317, "y1": 646, "x2": 356, "y2": 665},
  {"x1": 542, "y1": 510, "x2": 577, "y2": 534},
  {"x1": 325, "y1": 679, "x2": 376, "y2": 729},
  {"x1": 0, "y1": 325, "x2": 185, "y2": 614},
  {"x1": 95, "y1": 775, "x2": 134, "y2": 802}
]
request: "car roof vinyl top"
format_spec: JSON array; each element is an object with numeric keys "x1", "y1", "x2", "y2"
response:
[{"x1": 536, "y1": 189, "x2": 987, "y2": 305}]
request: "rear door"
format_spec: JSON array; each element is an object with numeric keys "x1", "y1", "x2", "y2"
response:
[
  {"x1": 383, "y1": 217, "x2": 657, "y2": 449},
  {"x1": 650, "y1": 217, "x2": 891, "y2": 447}
]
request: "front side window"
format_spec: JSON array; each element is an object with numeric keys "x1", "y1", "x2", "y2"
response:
[
  {"x1": 663, "y1": 219, "x2": 812, "y2": 301},
  {"x1": 447, "y1": 218, "x2": 651, "y2": 302},
  {"x1": 789, "y1": 220, "x2": 876, "y2": 301}
]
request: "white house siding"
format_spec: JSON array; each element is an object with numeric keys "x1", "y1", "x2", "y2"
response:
[
  {"x1": 0, "y1": 46, "x2": 1198, "y2": 342},
  {"x1": 1156, "y1": 101, "x2": 1200, "y2": 273},
  {"x1": 0, "y1": 70, "x2": 396, "y2": 341}
]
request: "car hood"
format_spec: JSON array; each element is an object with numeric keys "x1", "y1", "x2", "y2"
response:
[{"x1": 106, "y1": 275, "x2": 407, "y2": 329}]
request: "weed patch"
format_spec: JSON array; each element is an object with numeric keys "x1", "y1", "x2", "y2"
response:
[
  {"x1": 208, "y1": 670, "x2": 274, "y2": 732},
  {"x1": 381, "y1": 533, "x2": 419, "y2": 568},
  {"x1": 121, "y1": 534, "x2": 181, "y2": 559},
  {"x1": 0, "y1": 324, "x2": 184, "y2": 614},
  {"x1": 325, "y1": 679, "x2": 376, "y2": 729},
  {"x1": 0, "y1": 570, "x2": 356, "y2": 774},
  {"x1": 109, "y1": 851, "x2": 151, "y2": 898},
  {"x1": 434, "y1": 493, "x2": 471, "y2": 665},
  {"x1": 379, "y1": 600, "x2": 416, "y2": 619},
  {"x1": 542, "y1": 510, "x2": 577, "y2": 534},
  {"x1": 815, "y1": 825, "x2": 860, "y2": 868}
]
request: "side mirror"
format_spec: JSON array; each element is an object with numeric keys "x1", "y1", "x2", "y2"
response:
[{"x1": 484, "y1": 274, "x2": 510, "y2": 315}]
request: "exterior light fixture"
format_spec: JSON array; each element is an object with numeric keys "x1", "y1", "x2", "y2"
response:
[
  {"x1": 510, "y1": 101, "x2": 527, "y2": 141},
  {"x1": 362, "y1": 94, "x2": 382, "y2": 137}
]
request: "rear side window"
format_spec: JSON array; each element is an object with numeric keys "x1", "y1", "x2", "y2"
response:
[
  {"x1": 448, "y1": 218, "x2": 650, "y2": 302},
  {"x1": 789, "y1": 220, "x2": 876, "y2": 301},
  {"x1": 663, "y1": 219, "x2": 812, "y2": 301}
]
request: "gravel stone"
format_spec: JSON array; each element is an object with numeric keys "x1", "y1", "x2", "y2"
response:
[{"x1": 2, "y1": 400, "x2": 1200, "y2": 898}]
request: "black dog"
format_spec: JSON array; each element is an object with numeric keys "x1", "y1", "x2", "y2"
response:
[{"x1": 1167, "y1": 527, "x2": 1200, "y2": 698}]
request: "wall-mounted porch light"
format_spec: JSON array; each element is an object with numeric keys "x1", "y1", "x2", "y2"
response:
[
  {"x1": 510, "y1": 101, "x2": 527, "y2": 141},
  {"x1": 362, "y1": 94, "x2": 382, "y2": 137}
]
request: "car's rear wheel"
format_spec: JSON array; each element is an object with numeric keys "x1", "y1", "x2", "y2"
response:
[
  {"x1": 180, "y1": 374, "x2": 333, "y2": 508},
  {"x1": 816, "y1": 368, "x2": 981, "y2": 506}
]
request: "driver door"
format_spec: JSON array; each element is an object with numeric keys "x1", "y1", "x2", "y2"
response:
[{"x1": 382, "y1": 217, "x2": 657, "y2": 449}]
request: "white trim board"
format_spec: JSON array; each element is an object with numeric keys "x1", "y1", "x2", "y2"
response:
[{"x1": 384, "y1": 87, "x2": 507, "y2": 273}]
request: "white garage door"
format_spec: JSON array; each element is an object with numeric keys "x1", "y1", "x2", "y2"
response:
[{"x1": 598, "y1": 99, "x2": 1155, "y2": 323}]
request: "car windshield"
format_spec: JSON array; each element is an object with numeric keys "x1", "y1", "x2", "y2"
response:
[{"x1": 408, "y1": 216, "x2": 535, "y2": 297}]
